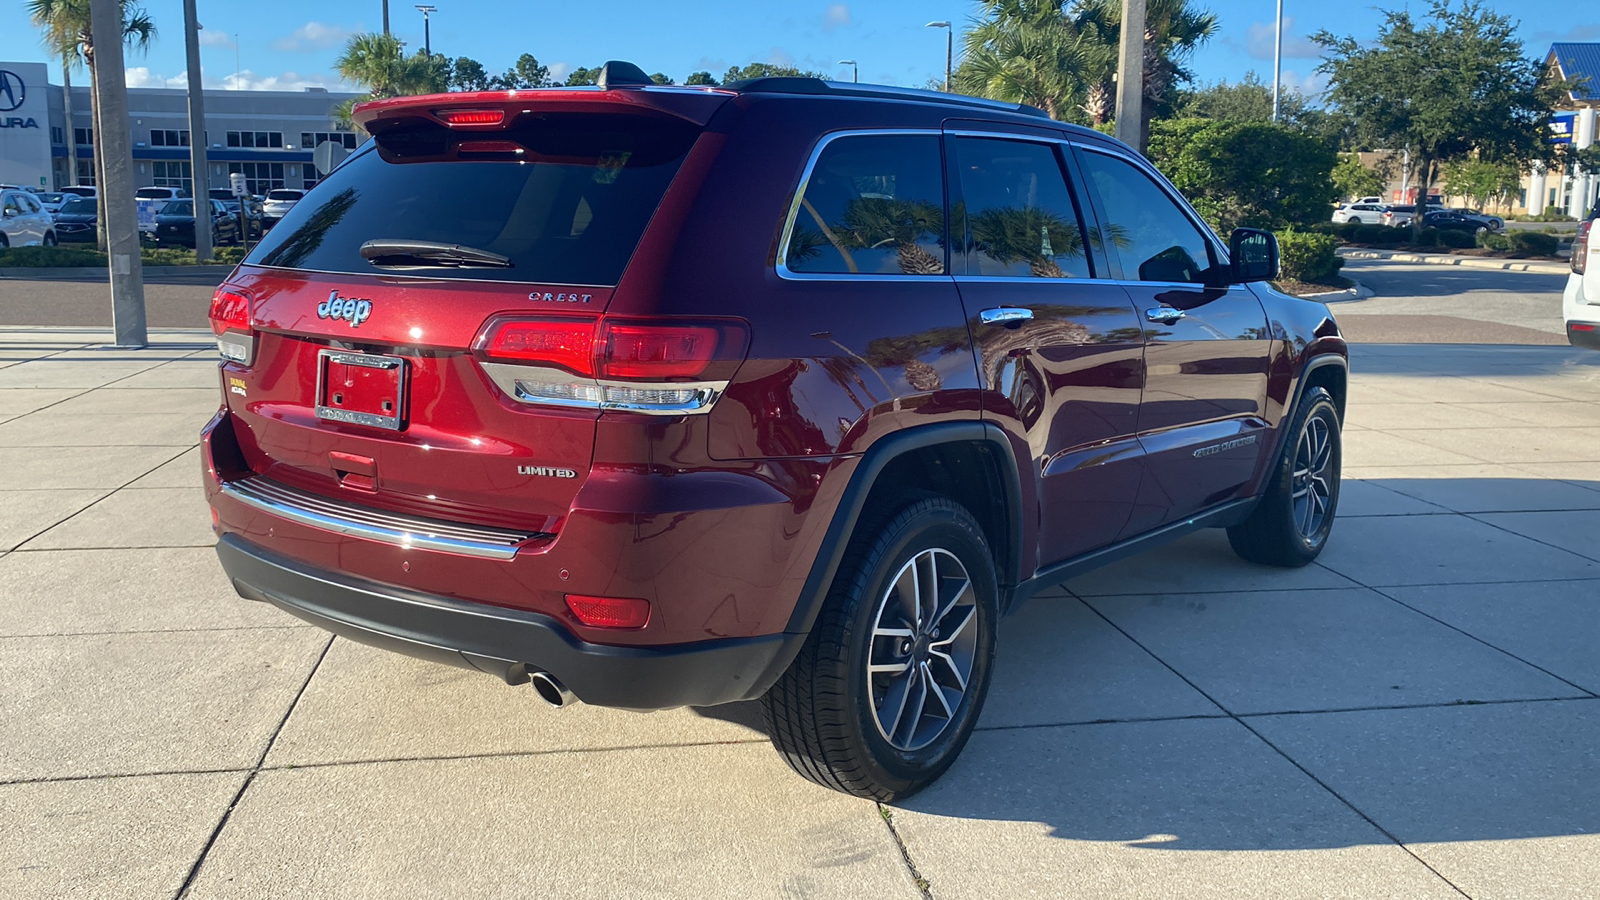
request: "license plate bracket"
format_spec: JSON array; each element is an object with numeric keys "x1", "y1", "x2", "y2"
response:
[{"x1": 316, "y1": 350, "x2": 407, "y2": 431}]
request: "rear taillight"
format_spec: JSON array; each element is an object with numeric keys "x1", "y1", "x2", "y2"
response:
[
  {"x1": 1574, "y1": 221, "x2": 1591, "y2": 275},
  {"x1": 208, "y1": 287, "x2": 254, "y2": 365},
  {"x1": 474, "y1": 316, "x2": 747, "y2": 415}
]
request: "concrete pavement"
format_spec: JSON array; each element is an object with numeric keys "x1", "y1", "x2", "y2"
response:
[{"x1": 0, "y1": 323, "x2": 1597, "y2": 899}]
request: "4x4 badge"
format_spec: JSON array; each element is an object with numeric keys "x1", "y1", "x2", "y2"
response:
[{"x1": 317, "y1": 290, "x2": 373, "y2": 328}]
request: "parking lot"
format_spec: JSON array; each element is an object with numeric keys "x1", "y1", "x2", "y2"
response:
[{"x1": 1, "y1": 266, "x2": 1597, "y2": 899}]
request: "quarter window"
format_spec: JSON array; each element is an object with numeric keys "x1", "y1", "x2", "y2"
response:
[
  {"x1": 784, "y1": 134, "x2": 945, "y2": 276},
  {"x1": 949, "y1": 137, "x2": 1090, "y2": 279},
  {"x1": 1079, "y1": 150, "x2": 1217, "y2": 285}
]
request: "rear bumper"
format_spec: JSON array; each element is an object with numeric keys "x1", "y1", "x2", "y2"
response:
[
  {"x1": 1569, "y1": 322, "x2": 1600, "y2": 350},
  {"x1": 216, "y1": 533, "x2": 805, "y2": 710}
]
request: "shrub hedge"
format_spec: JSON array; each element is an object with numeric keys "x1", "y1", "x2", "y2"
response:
[
  {"x1": 1509, "y1": 231, "x2": 1559, "y2": 256},
  {"x1": 1277, "y1": 229, "x2": 1344, "y2": 283},
  {"x1": 1477, "y1": 230, "x2": 1514, "y2": 251},
  {"x1": 1437, "y1": 229, "x2": 1476, "y2": 249},
  {"x1": 0, "y1": 245, "x2": 246, "y2": 268}
]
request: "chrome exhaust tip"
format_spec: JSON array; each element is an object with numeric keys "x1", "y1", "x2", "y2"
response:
[{"x1": 529, "y1": 671, "x2": 575, "y2": 708}]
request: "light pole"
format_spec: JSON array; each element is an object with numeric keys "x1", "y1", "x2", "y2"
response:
[
  {"x1": 926, "y1": 21, "x2": 952, "y2": 92},
  {"x1": 383, "y1": 0, "x2": 390, "y2": 35},
  {"x1": 1114, "y1": 0, "x2": 1145, "y2": 149},
  {"x1": 1271, "y1": 0, "x2": 1283, "y2": 122},
  {"x1": 184, "y1": 0, "x2": 211, "y2": 261},
  {"x1": 415, "y1": 5, "x2": 436, "y2": 56},
  {"x1": 838, "y1": 59, "x2": 857, "y2": 83}
]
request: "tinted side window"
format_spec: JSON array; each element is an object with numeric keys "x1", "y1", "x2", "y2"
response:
[
  {"x1": 950, "y1": 137, "x2": 1089, "y2": 279},
  {"x1": 1079, "y1": 150, "x2": 1216, "y2": 284},
  {"x1": 784, "y1": 134, "x2": 945, "y2": 276}
]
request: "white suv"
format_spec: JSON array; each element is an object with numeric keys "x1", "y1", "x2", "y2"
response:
[
  {"x1": 0, "y1": 189, "x2": 57, "y2": 247},
  {"x1": 1565, "y1": 218, "x2": 1600, "y2": 349}
]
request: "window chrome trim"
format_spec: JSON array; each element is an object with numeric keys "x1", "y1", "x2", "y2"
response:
[
  {"x1": 775, "y1": 128, "x2": 945, "y2": 283},
  {"x1": 478, "y1": 362, "x2": 728, "y2": 415},
  {"x1": 221, "y1": 476, "x2": 539, "y2": 560}
]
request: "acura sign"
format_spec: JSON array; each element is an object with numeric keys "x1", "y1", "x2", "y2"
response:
[{"x1": 0, "y1": 70, "x2": 24, "y2": 112}]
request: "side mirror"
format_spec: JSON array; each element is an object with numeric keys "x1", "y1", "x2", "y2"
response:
[
  {"x1": 2, "y1": 208, "x2": 16, "y2": 218},
  {"x1": 1229, "y1": 228, "x2": 1279, "y2": 283}
]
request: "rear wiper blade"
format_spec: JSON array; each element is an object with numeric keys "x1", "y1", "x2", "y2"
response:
[{"x1": 359, "y1": 239, "x2": 513, "y2": 268}]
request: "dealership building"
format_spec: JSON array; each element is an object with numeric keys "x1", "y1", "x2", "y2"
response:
[{"x1": 0, "y1": 60, "x2": 362, "y2": 195}]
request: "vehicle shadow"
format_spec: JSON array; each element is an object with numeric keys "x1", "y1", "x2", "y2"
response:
[
  {"x1": 1347, "y1": 341, "x2": 1600, "y2": 377},
  {"x1": 693, "y1": 475, "x2": 1600, "y2": 851}
]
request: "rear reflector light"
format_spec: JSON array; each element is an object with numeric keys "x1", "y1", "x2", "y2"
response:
[
  {"x1": 208, "y1": 288, "x2": 255, "y2": 365},
  {"x1": 1573, "y1": 323, "x2": 1596, "y2": 332},
  {"x1": 436, "y1": 108, "x2": 505, "y2": 127},
  {"x1": 1574, "y1": 221, "x2": 1591, "y2": 275},
  {"x1": 565, "y1": 594, "x2": 651, "y2": 629}
]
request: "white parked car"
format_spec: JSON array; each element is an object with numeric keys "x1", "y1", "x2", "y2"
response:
[
  {"x1": 0, "y1": 189, "x2": 59, "y2": 247},
  {"x1": 60, "y1": 185, "x2": 97, "y2": 200},
  {"x1": 1333, "y1": 202, "x2": 1408, "y2": 226},
  {"x1": 261, "y1": 188, "x2": 307, "y2": 224},
  {"x1": 36, "y1": 191, "x2": 69, "y2": 214},
  {"x1": 1564, "y1": 217, "x2": 1600, "y2": 350}
]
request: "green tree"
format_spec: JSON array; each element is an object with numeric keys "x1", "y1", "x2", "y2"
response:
[
  {"x1": 1331, "y1": 152, "x2": 1387, "y2": 201},
  {"x1": 492, "y1": 53, "x2": 555, "y2": 89},
  {"x1": 650, "y1": 72, "x2": 674, "y2": 85},
  {"x1": 1075, "y1": 0, "x2": 1219, "y2": 148},
  {"x1": 449, "y1": 56, "x2": 492, "y2": 91},
  {"x1": 1439, "y1": 158, "x2": 1524, "y2": 210},
  {"x1": 722, "y1": 62, "x2": 825, "y2": 82},
  {"x1": 1315, "y1": 0, "x2": 1561, "y2": 234},
  {"x1": 1148, "y1": 118, "x2": 1337, "y2": 232},
  {"x1": 564, "y1": 66, "x2": 600, "y2": 86},
  {"x1": 685, "y1": 71, "x2": 719, "y2": 86},
  {"x1": 334, "y1": 33, "x2": 448, "y2": 129},
  {"x1": 954, "y1": 0, "x2": 1105, "y2": 122},
  {"x1": 1172, "y1": 71, "x2": 1309, "y2": 123}
]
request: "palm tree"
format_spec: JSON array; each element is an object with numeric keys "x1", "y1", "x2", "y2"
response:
[
  {"x1": 28, "y1": 0, "x2": 157, "y2": 248},
  {"x1": 334, "y1": 33, "x2": 449, "y2": 130},
  {"x1": 955, "y1": 0, "x2": 1104, "y2": 122},
  {"x1": 838, "y1": 198, "x2": 946, "y2": 275}
]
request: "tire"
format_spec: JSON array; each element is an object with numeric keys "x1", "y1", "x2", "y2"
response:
[
  {"x1": 1347, "y1": 217, "x2": 1361, "y2": 225},
  {"x1": 43, "y1": 231, "x2": 57, "y2": 247},
  {"x1": 762, "y1": 497, "x2": 999, "y2": 800},
  {"x1": 1228, "y1": 386, "x2": 1342, "y2": 567},
  {"x1": 0, "y1": 234, "x2": 9, "y2": 248}
]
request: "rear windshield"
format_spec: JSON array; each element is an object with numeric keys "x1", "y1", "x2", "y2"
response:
[
  {"x1": 60, "y1": 197, "x2": 94, "y2": 214},
  {"x1": 266, "y1": 190, "x2": 303, "y2": 200},
  {"x1": 136, "y1": 188, "x2": 175, "y2": 199},
  {"x1": 162, "y1": 200, "x2": 194, "y2": 215},
  {"x1": 244, "y1": 113, "x2": 701, "y2": 285}
]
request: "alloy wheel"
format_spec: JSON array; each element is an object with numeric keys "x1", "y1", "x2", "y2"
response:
[
  {"x1": 866, "y1": 547, "x2": 977, "y2": 752},
  {"x1": 1291, "y1": 415, "x2": 1334, "y2": 538}
]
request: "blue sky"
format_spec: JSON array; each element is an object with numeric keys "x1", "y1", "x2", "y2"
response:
[{"x1": 4, "y1": 0, "x2": 1594, "y2": 98}]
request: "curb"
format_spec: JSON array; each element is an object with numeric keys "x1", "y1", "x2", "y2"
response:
[
  {"x1": 1339, "y1": 248, "x2": 1568, "y2": 275},
  {"x1": 1298, "y1": 280, "x2": 1374, "y2": 303},
  {"x1": 0, "y1": 264, "x2": 236, "y2": 278}
]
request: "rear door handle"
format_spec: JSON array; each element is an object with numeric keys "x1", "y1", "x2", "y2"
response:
[
  {"x1": 1146, "y1": 307, "x2": 1185, "y2": 324},
  {"x1": 980, "y1": 307, "x2": 1034, "y2": 326}
]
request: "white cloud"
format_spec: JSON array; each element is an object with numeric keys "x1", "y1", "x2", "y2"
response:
[
  {"x1": 1245, "y1": 17, "x2": 1321, "y2": 61},
  {"x1": 822, "y1": 3, "x2": 852, "y2": 33},
  {"x1": 197, "y1": 29, "x2": 234, "y2": 48},
  {"x1": 271, "y1": 22, "x2": 353, "y2": 53},
  {"x1": 215, "y1": 69, "x2": 348, "y2": 92},
  {"x1": 1278, "y1": 68, "x2": 1329, "y2": 98},
  {"x1": 123, "y1": 67, "x2": 157, "y2": 87},
  {"x1": 766, "y1": 47, "x2": 797, "y2": 68},
  {"x1": 547, "y1": 62, "x2": 571, "y2": 83}
]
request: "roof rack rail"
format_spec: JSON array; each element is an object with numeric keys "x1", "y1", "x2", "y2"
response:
[{"x1": 722, "y1": 77, "x2": 1051, "y2": 119}]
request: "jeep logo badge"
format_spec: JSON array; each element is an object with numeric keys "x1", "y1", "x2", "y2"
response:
[{"x1": 317, "y1": 290, "x2": 372, "y2": 328}]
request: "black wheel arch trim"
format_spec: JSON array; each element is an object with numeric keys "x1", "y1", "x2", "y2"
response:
[
  {"x1": 1268, "y1": 353, "x2": 1348, "y2": 471},
  {"x1": 784, "y1": 420, "x2": 1024, "y2": 636}
]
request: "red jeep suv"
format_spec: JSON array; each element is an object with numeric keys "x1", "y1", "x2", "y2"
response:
[{"x1": 204, "y1": 63, "x2": 1347, "y2": 799}]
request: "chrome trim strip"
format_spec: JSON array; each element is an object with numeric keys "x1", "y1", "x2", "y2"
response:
[
  {"x1": 774, "y1": 128, "x2": 945, "y2": 283},
  {"x1": 221, "y1": 476, "x2": 538, "y2": 560},
  {"x1": 478, "y1": 362, "x2": 728, "y2": 416}
]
